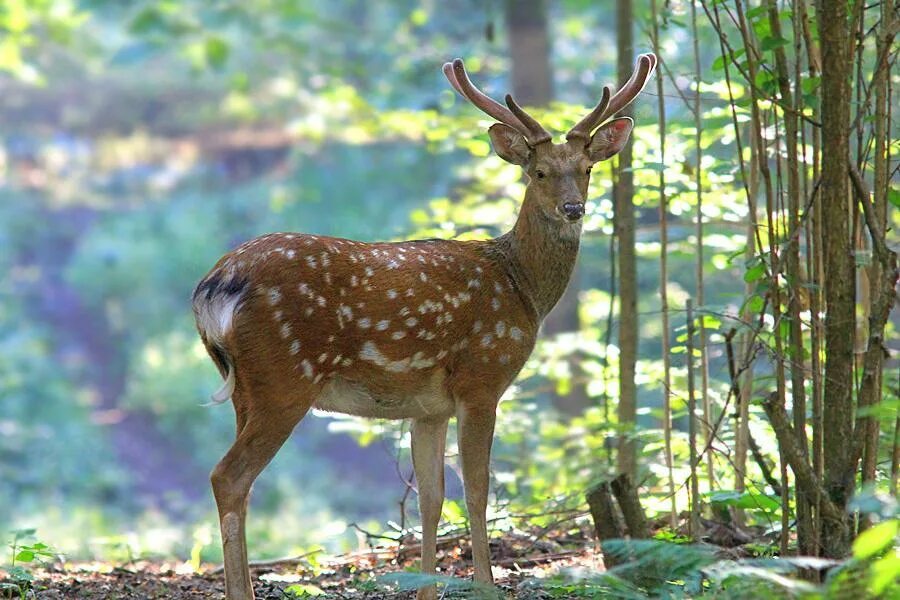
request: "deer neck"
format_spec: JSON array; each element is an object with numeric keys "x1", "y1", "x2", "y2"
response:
[{"x1": 495, "y1": 190, "x2": 582, "y2": 321}]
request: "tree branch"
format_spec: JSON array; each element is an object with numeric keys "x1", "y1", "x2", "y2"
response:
[{"x1": 761, "y1": 392, "x2": 844, "y2": 525}]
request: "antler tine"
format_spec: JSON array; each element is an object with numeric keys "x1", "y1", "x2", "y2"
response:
[
  {"x1": 604, "y1": 53, "x2": 655, "y2": 117},
  {"x1": 442, "y1": 62, "x2": 466, "y2": 98},
  {"x1": 504, "y1": 94, "x2": 552, "y2": 145},
  {"x1": 445, "y1": 58, "x2": 536, "y2": 142},
  {"x1": 565, "y1": 86, "x2": 611, "y2": 142},
  {"x1": 566, "y1": 53, "x2": 657, "y2": 142}
]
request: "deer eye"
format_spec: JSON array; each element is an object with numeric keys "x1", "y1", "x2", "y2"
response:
[
  {"x1": 585, "y1": 167, "x2": 592, "y2": 175},
  {"x1": 535, "y1": 170, "x2": 546, "y2": 179}
]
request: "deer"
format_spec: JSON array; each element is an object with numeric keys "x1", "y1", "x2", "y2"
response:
[{"x1": 192, "y1": 53, "x2": 656, "y2": 600}]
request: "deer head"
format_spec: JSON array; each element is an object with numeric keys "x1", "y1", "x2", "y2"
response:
[{"x1": 443, "y1": 54, "x2": 657, "y2": 224}]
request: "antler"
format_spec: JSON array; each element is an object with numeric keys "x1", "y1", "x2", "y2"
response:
[
  {"x1": 567, "y1": 53, "x2": 657, "y2": 142},
  {"x1": 443, "y1": 58, "x2": 552, "y2": 145}
]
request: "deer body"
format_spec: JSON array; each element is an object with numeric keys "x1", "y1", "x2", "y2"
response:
[{"x1": 194, "y1": 54, "x2": 655, "y2": 600}]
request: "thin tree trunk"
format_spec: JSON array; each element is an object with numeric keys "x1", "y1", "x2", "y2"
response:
[
  {"x1": 614, "y1": 0, "x2": 638, "y2": 479},
  {"x1": 799, "y1": 0, "x2": 824, "y2": 557},
  {"x1": 649, "y1": 0, "x2": 676, "y2": 528},
  {"x1": 686, "y1": 299, "x2": 701, "y2": 540},
  {"x1": 860, "y1": 0, "x2": 895, "y2": 494},
  {"x1": 817, "y1": 0, "x2": 855, "y2": 559},
  {"x1": 690, "y1": 0, "x2": 714, "y2": 492},
  {"x1": 767, "y1": 0, "x2": 812, "y2": 556}
]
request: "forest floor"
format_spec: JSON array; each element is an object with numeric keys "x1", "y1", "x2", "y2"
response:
[{"x1": 11, "y1": 528, "x2": 609, "y2": 599}]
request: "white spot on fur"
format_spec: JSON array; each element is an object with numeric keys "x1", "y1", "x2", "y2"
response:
[
  {"x1": 359, "y1": 341, "x2": 411, "y2": 373},
  {"x1": 301, "y1": 359, "x2": 314, "y2": 378},
  {"x1": 268, "y1": 287, "x2": 282, "y2": 305},
  {"x1": 358, "y1": 318, "x2": 372, "y2": 329},
  {"x1": 318, "y1": 353, "x2": 328, "y2": 364},
  {"x1": 481, "y1": 334, "x2": 493, "y2": 347},
  {"x1": 510, "y1": 327, "x2": 524, "y2": 342},
  {"x1": 499, "y1": 354, "x2": 511, "y2": 365},
  {"x1": 405, "y1": 317, "x2": 418, "y2": 328},
  {"x1": 491, "y1": 297, "x2": 501, "y2": 311},
  {"x1": 472, "y1": 320, "x2": 483, "y2": 333},
  {"x1": 280, "y1": 322, "x2": 292, "y2": 339},
  {"x1": 392, "y1": 331, "x2": 406, "y2": 340},
  {"x1": 387, "y1": 289, "x2": 398, "y2": 299},
  {"x1": 495, "y1": 321, "x2": 506, "y2": 337},
  {"x1": 290, "y1": 340, "x2": 301, "y2": 355},
  {"x1": 376, "y1": 320, "x2": 390, "y2": 331}
]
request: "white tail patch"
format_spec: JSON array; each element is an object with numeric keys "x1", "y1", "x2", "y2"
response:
[
  {"x1": 194, "y1": 287, "x2": 243, "y2": 347},
  {"x1": 203, "y1": 364, "x2": 235, "y2": 406},
  {"x1": 193, "y1": 269, "x2": 248, "y2": 407}
]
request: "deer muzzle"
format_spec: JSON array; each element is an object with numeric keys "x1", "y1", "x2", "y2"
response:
[{"x1": 561, "y1": 202, "x2": 585, "y2": 221}]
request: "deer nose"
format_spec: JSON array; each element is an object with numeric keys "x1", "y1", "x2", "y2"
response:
[{"x1": 562, "y1": 202, "x2": 585, "y2": 221}]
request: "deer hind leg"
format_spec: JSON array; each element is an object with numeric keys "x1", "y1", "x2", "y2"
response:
[
  {"x1": 456, "y1": 402, "x2": 498, "y2": 586},
  {"x1": 211, "y1": 390, "x2": 310, "y2": 600},
  {"x1": 411, "y1": 416, "x2": 449, "y2": 600}
]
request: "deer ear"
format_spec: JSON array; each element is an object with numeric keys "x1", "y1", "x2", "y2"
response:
[
  {"x1": 488, "y1": 123, "x2": 531, "y2": 166},
  {"x1": 587, "y1": 117, "x2": 634, "y2": 163}
]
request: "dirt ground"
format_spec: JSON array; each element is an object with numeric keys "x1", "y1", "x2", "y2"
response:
[{"x1": 15, "y1": 534, "x2": 599, "y2": 599}]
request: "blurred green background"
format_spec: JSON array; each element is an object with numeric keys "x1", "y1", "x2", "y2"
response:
[{"x1": 1, "y1": 0, "x2": 895, "y2": 567}]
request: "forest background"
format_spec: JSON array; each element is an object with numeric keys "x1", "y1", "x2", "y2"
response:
[{"x1": 0, "y1": 0, "x2": 898, "y2": 597}]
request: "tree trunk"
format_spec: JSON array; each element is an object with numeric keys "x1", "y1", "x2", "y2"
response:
[
  {"x1": 504, "y1": 0, "x2": 553, "y2": 106},
  {"x1": 817, "y1": 0, "x2": 854, "y2": 559},
  {"x1": 614, "y1": 0, "x2": 638, "y2": 479},
  {"x1": 505, "y1": 0, "x2": 590, "y2": 416}
]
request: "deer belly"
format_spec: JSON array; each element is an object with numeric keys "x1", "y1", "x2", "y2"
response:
[{"x1": 313, "y1": 371, "x2": 454, "y2": 420}]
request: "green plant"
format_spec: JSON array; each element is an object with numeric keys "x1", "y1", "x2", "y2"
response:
[{"x1": 1, "y1": 529, "x2": 55, "y2": 599}]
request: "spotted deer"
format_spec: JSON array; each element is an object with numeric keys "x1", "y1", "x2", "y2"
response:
[{"x1": 192, "y1": 54, "x2": 656, "y2": 600}]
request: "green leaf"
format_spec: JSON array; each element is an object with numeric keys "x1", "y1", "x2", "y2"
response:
[
  {"x1": 746, "y1": 5, "x2": 767, "y2": 20},
  {"x1": 709, "y1": 490, "x2": 781, "y2": 512},
  {"x1": 284, "y1": 583, "x2": 326, "y2": 597},
  {"x1": 744, "y1": 262, "x2": 766, "y2": 283},
  {"x1": 129, "y1": 7, "x2": 167, "y2": 34},
  {"x1": 746, "y1": 294, "x2": 765, "y2": 313},
  {"x1": 760, "y1": 36, "x2": 790, "y2": 52},
  {"x1": 204, "y1": 36, "x2": 229, "y2": 69},
  {"x1": 853, "y1": 519, "x2": 898, "y2": 560},
  {"x1": 15, "y1": 549, "x2": 34, "y2": 562},
  {"x1": 801, "y1": 76, "x2": 821, "y2": 94},
  {"x1": 888, "y1": 188, "x2": 900, "y2": 209},
  {"x1": 870, "y1": 552, "x2": 900, "y2": 595}
]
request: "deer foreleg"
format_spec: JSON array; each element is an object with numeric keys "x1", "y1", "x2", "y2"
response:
[{"x1": 456, "y1": 403, "x2": 497, "y2": 585}]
